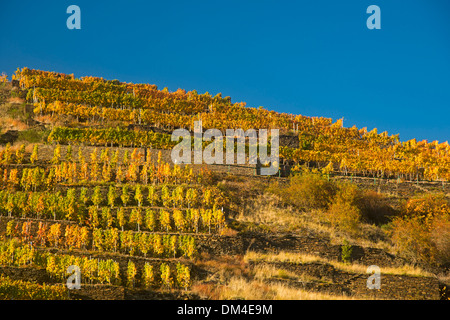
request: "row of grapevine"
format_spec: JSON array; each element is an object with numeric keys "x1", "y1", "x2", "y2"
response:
[
  {"x1": 19, "y1": 68, "x2": 296, "y2": 131},
  {"x1": 0, "y1": 154, "x2": 206, "y2": 188},
  {"x1": 47, "y1": 126, "x2": 273, "y2": 156},
  {"x1": 0, "y1": 238, "x2": 35, "y2": 266},
  {"x1": 16, "y1": 67, "x2": 228, "y2": 114},
  {"x1": 46, "y1": 126, "x2": 450, "y2": 181},
  {"x1": 46, "y1": 254, "x2": 120, "y2": 285},
  {"x1": 45, "y1": 127, "x2": 450, "y2": 182},
  {"x1": 0, "y1": 143, "x2": 28, "y2": 165},
  {"x1": 36, "y1": 98, "x2": 294, "y2": 132},
  {"x1": 14, "y1": 67, "x2": 450, "y2": 181},
  {"x1": 0, "y1": 182, "x2": 224, "y2": 210},
  {"x1": 7, "y1": 129, "x2": 449, "y2": 184},
  {"x1": 0, "y1": 238, "x2": 191, "y2": 289},
  {"x1": 91, "y1": 205, "x2": 225, "y2": 234},
  {"x1": 98, "y1": 229, "x2": 197, "y2": 259},
  {"x1": 0, "y1": 275, "x2": 68, "y2": 300},
  {"x1": 0, "y1": 183, "x2": 226, "y2": 230},
  {"x1": 3, "y1": 219, "x2": 198, "y2": 259},
  {"x1": 48, "y1": 126, "x2": 177, "y2": 149},
  {"x1": 16, "y1": 68, "x2": 302, "y2": 132}
]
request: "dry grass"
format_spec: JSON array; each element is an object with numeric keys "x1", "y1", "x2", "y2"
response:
[
  {"x1": 237, "y1": 193, "x2": 320, "y2": 233},
  {"x1": 252, "y1": 264, "x2": 319, "y2": 282},
  {"x1": 191, "y1": 253, "x2": 359, "y2": 300},
  {"x1": 328, "y1": 222, "x2": 394, "y2": 254},
  {"x1": 211, "y1": 277, "x2": 356, "y2": 300},
  {"x1": 244, "y1": 250, "x2": 434, "y2": 278},
  {"x1": 7, "y1": 97, "x2": 24, "y2": 104},
  {"x1": 34, "y1": 114, "x2": 56, "y2": 124},
  {"x1": 0, "y1": 118, "x2": 29, "y2": 131},
  {"x1": 437, "y1": 273, "x2": 450, "y2": 285},
  {"x1": 195, "y1": 253, "x2": 250, "y2": 283},
  {"x1": 0, "y1": 141, "x2": 37, "y2": 155},
  {"x1": 244, "y1": 250, "x2": 319, "y2": 264},
  {"x1": 332, "y1": 259, "x2": 434, "y2": 278},
  {"x1": 220, "y1": 227, "x2": 238, "y2": 236}
]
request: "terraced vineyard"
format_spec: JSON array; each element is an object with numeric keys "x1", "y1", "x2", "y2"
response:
[
  {"x1": 0, "y1": 139, "x2": 225, "y2": 298},
  {"x1": 0, "y1": 70, "x2": 448, "y2": 300}
]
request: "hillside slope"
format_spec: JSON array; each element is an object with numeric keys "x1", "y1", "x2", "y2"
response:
[{"x1": 0, "y1": 71, "x2": 449, "y2": 300}]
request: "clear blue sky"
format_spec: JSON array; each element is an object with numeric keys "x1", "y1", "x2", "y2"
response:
[{"x1": 1, "y1": 0, "x2": 449, "y2": 142}]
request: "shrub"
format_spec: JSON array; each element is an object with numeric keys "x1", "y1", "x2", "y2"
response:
[
  {"x1": 333, "y1": 181, "x2": 359, "y2": 206},
  {"x1": 402, "y1": 193, "x2": 449, "y2": 220},
  {"x1": 389, "y1": 215, "x2": 434, "y2": 264},
  {"x1": 388, "y1": 193, "x2": 450, "y2": 265},
  {"x1": 430, "y1": 215, "x2": 450, "y2": 265},
  {"x1": 341, "y1": 239, "x2": 353, "y2": 264},
  {"x1": 327, "y1": 197, "x2": 361, "y2": 235},
  {"x1": 357, "y1": 190, "x2": 395, "y2": 224},
  {"x1": 330, "y1": 183, "x2": 394, "y2": 227},
  {"x1": 270, "y1": 172, "x2": 337, "y2": 210},
  {"x1": 18, "y1": 129, "x2": 50, "y2": 144},
  {"x1": 326, "y1": 182, "x2": 361, "y2": 235}
]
